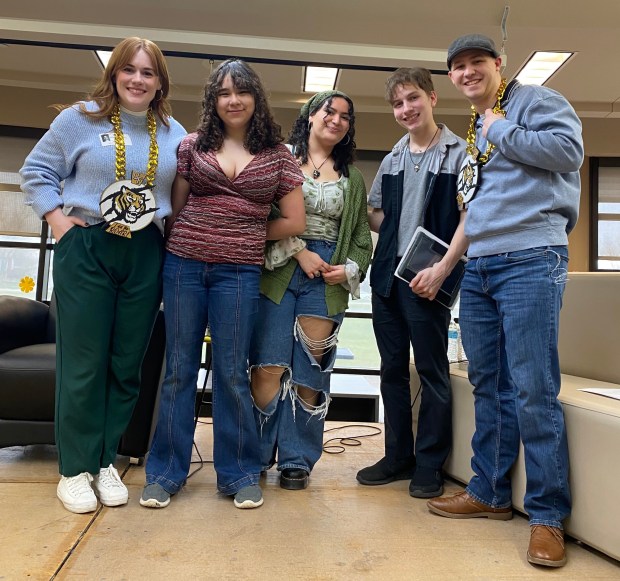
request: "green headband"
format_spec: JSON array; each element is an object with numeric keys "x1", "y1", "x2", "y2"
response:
[{"x1": 299, "y1": 90, "x2": 351, "y2": 118}]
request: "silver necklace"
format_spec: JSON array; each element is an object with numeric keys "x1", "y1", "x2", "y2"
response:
[
  {"x1": 409, "y1": 127, "x2": 439, "y2": 172},
  {"x1": 308, "y1": 152, "x2": 330, "y2": 179}
]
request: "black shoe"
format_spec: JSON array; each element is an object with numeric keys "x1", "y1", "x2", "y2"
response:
[
  {"x1": 356, "y1": 457, "x2": 415, "y2": 486},
  {"x1": 409, "y1": 466, "x2": 443, "y2": 498},
  {"x1": 280, "y1": 468, "x2": 309, "y2": 490}
]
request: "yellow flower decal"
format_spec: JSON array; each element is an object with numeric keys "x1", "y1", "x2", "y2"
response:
[{"x1": 19, "y1": 276, "x2": 35, "y2": 293}]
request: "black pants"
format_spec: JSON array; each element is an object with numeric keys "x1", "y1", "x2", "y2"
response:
[{"x1": 372, "y1": 277, "x2": 452, "y2": 470}]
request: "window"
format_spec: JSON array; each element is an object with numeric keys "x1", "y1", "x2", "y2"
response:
[
  {"x1": 0, "y1": 129, "x2": 51, "y2": 300},
  {"x1": 335, "y1": 267, "x2": 380, "y2": 372},
  {"x1": 590, "y1": 159, "x2": 620, "y2": 270},
  {"x1": 332, "y1": 150, "x2": 386, "y2": 375}
]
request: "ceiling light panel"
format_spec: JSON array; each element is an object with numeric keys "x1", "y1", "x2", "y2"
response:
[
  {"x1": 303, "y1": 66, "x2": 339, "y2": 92},
  {"x1": 95, "y1": 50, "x2": 112, "y2": 69},
  {"x1": 515, "y1": 51, "x2": 573, "y2": 86}
]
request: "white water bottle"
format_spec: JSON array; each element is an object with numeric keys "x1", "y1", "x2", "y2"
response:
[
  {"x1": 455, "y1": 318, "x2": 466, "y2": 361},
  {"x1": 448, "y1": 320, "x2": 459, "y2": 362}
]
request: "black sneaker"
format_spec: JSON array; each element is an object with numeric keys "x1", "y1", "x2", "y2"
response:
[
  {"x1": 356, "y1": 457, "x2": 415, "y2": 486},
  {"x1": 409, "y1": 466, "x2": 443, "y2": 498}
]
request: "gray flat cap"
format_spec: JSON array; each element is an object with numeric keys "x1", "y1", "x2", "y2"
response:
[{"x1": 447, "y1": 34, "x2": 500, "y2": 69}]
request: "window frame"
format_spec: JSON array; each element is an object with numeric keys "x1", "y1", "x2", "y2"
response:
[{"x1": 589, "y1": 157, "x2": 620, "y2": 271}]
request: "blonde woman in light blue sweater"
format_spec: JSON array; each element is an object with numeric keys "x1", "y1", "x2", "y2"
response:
[{"x1": 20, "y1": 37, "x2": 186, "y2": 514}]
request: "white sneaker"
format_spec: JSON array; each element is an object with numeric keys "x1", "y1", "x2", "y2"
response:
[
  {"x1": 92, "y1": 464, "x2": 128, "y2": 506},
  {"x1": 57, "y1": 473, "x2": 97, "y2": 513}
]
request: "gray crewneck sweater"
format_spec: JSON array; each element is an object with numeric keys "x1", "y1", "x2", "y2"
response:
[{"x1": 465, "y1": 81, "x2": 583, "y2": 257}]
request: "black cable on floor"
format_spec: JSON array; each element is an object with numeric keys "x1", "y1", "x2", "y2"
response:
[
  {"x1": 322, "y1": 423, "x2": 383, "y2": 454},
  {"x1": 411, "y1": 384, "x2": 422, "y2": 410},
  {"x1": 187, "y1": 418, "x2": 213, "y2": 481},
  {"x1": 189, "y1": 416, "x2": 383, "y2": 464}
]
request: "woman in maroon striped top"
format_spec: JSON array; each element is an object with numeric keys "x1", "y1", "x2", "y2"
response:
[{"x1": 141, "y1": 59, "x2": 305, "y2": 511}]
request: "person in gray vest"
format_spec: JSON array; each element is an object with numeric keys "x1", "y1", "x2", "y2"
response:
[
  {"x1": 427, "y1": 34, "x2": 583, "y2": 569},
  {"x1": 357, "y1": 68, "x2": 467, "y2": 498}
]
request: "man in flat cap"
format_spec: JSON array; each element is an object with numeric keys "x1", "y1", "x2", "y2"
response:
[{"x1": 427, "y1": 34, "x2": 584, "y2": 568}]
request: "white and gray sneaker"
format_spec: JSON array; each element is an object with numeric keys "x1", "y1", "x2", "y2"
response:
[
  {"x1": 140, "y1": 483, "x2": 171, "y2": 508},
  {"x1": 233, "y1": 485, "x2": 264, "y2": 509},
  {"x1": 57, "y1": 473, "x2": 97, "y2": 513},
  {"x1": 92, "y1": 464, "x2": 128, "y2": 506}
]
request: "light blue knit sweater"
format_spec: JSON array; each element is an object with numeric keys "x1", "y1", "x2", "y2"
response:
[{"x1": 20, "y1": 102, "x2": 186, "y2": 231}]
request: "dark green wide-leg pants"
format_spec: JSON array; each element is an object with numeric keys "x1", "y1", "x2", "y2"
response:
[{"x1": 52, "y1": 222, "x2": 163, "y2": 476}]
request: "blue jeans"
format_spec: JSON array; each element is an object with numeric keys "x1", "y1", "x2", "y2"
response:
[
  {"x1": 250, "y1": 240, "x2": 344, "y2": 473},
  {"x1": 146, "y1": 251, "x2": 262, "y2": 495},
  {"x1": 372, "y1": 277, "x2": 452, "y2": 470},
  {"x1": 460, "y1": 246, "x2": 571, "y2": 528}
]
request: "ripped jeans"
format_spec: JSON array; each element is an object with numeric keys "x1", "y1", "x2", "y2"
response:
[
  {"x1": 250, "y1": 240, "x2": 344, "y2": 473},
  {"x1": 459, "y1": 246, "x2": 571, "y2": 528}
]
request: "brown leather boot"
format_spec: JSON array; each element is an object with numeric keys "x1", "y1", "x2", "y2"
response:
[
  {"x1": 427, "y1": 491, "x2": 512, "y2": 520},
  {"x1": 527, "y1": 525, "x2": 567, "y2": 567}
]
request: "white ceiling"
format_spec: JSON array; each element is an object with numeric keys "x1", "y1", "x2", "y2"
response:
[{"x1": 1, "y1": 0, "x2": 620, "y2": 119}]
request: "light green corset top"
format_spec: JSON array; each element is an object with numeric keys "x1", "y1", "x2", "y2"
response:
[{"x1": 302, "y1": 174, "x2": 347, "y2": 242}]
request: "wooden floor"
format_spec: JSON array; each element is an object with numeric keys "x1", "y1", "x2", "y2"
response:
[{"x1": 1, "y1": 421, "x2": 619, "y2": 580}]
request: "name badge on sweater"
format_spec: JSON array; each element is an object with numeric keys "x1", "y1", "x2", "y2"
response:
[{"x1": 99, "y1": 133, "x2": 133, "y2": 146}]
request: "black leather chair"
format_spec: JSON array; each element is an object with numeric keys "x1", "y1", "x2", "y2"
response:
[{"x1": 0, "y1": 295, "x2": 164, "y2": 462}]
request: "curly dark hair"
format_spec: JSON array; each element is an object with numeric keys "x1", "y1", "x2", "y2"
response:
[
  {"x1": 194, "y1": 59, "x2": 283, "y2": 154},
  {"x1": 288, "y1": 94, "x2": 356, "y2": 178}
]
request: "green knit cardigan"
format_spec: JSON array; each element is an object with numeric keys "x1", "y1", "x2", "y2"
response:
[{"x1": 260, "y1": 165, "x2": 373, "y2": 316}]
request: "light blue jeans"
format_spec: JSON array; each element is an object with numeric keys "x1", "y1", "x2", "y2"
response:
[
  {"x1": 250, "y1": 240, "x2": 344, "y2": 473},
  {"x1": 145, "y1": 251, "x2": 262, "y2": 495},
  {"x1": 459, "y1": 246, "x2": 571, "y2": 528}
]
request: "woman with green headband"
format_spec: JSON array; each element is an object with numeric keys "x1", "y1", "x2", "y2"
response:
[{"x1": 250, "y1": 90, "x2": 373, "y2": 490}]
